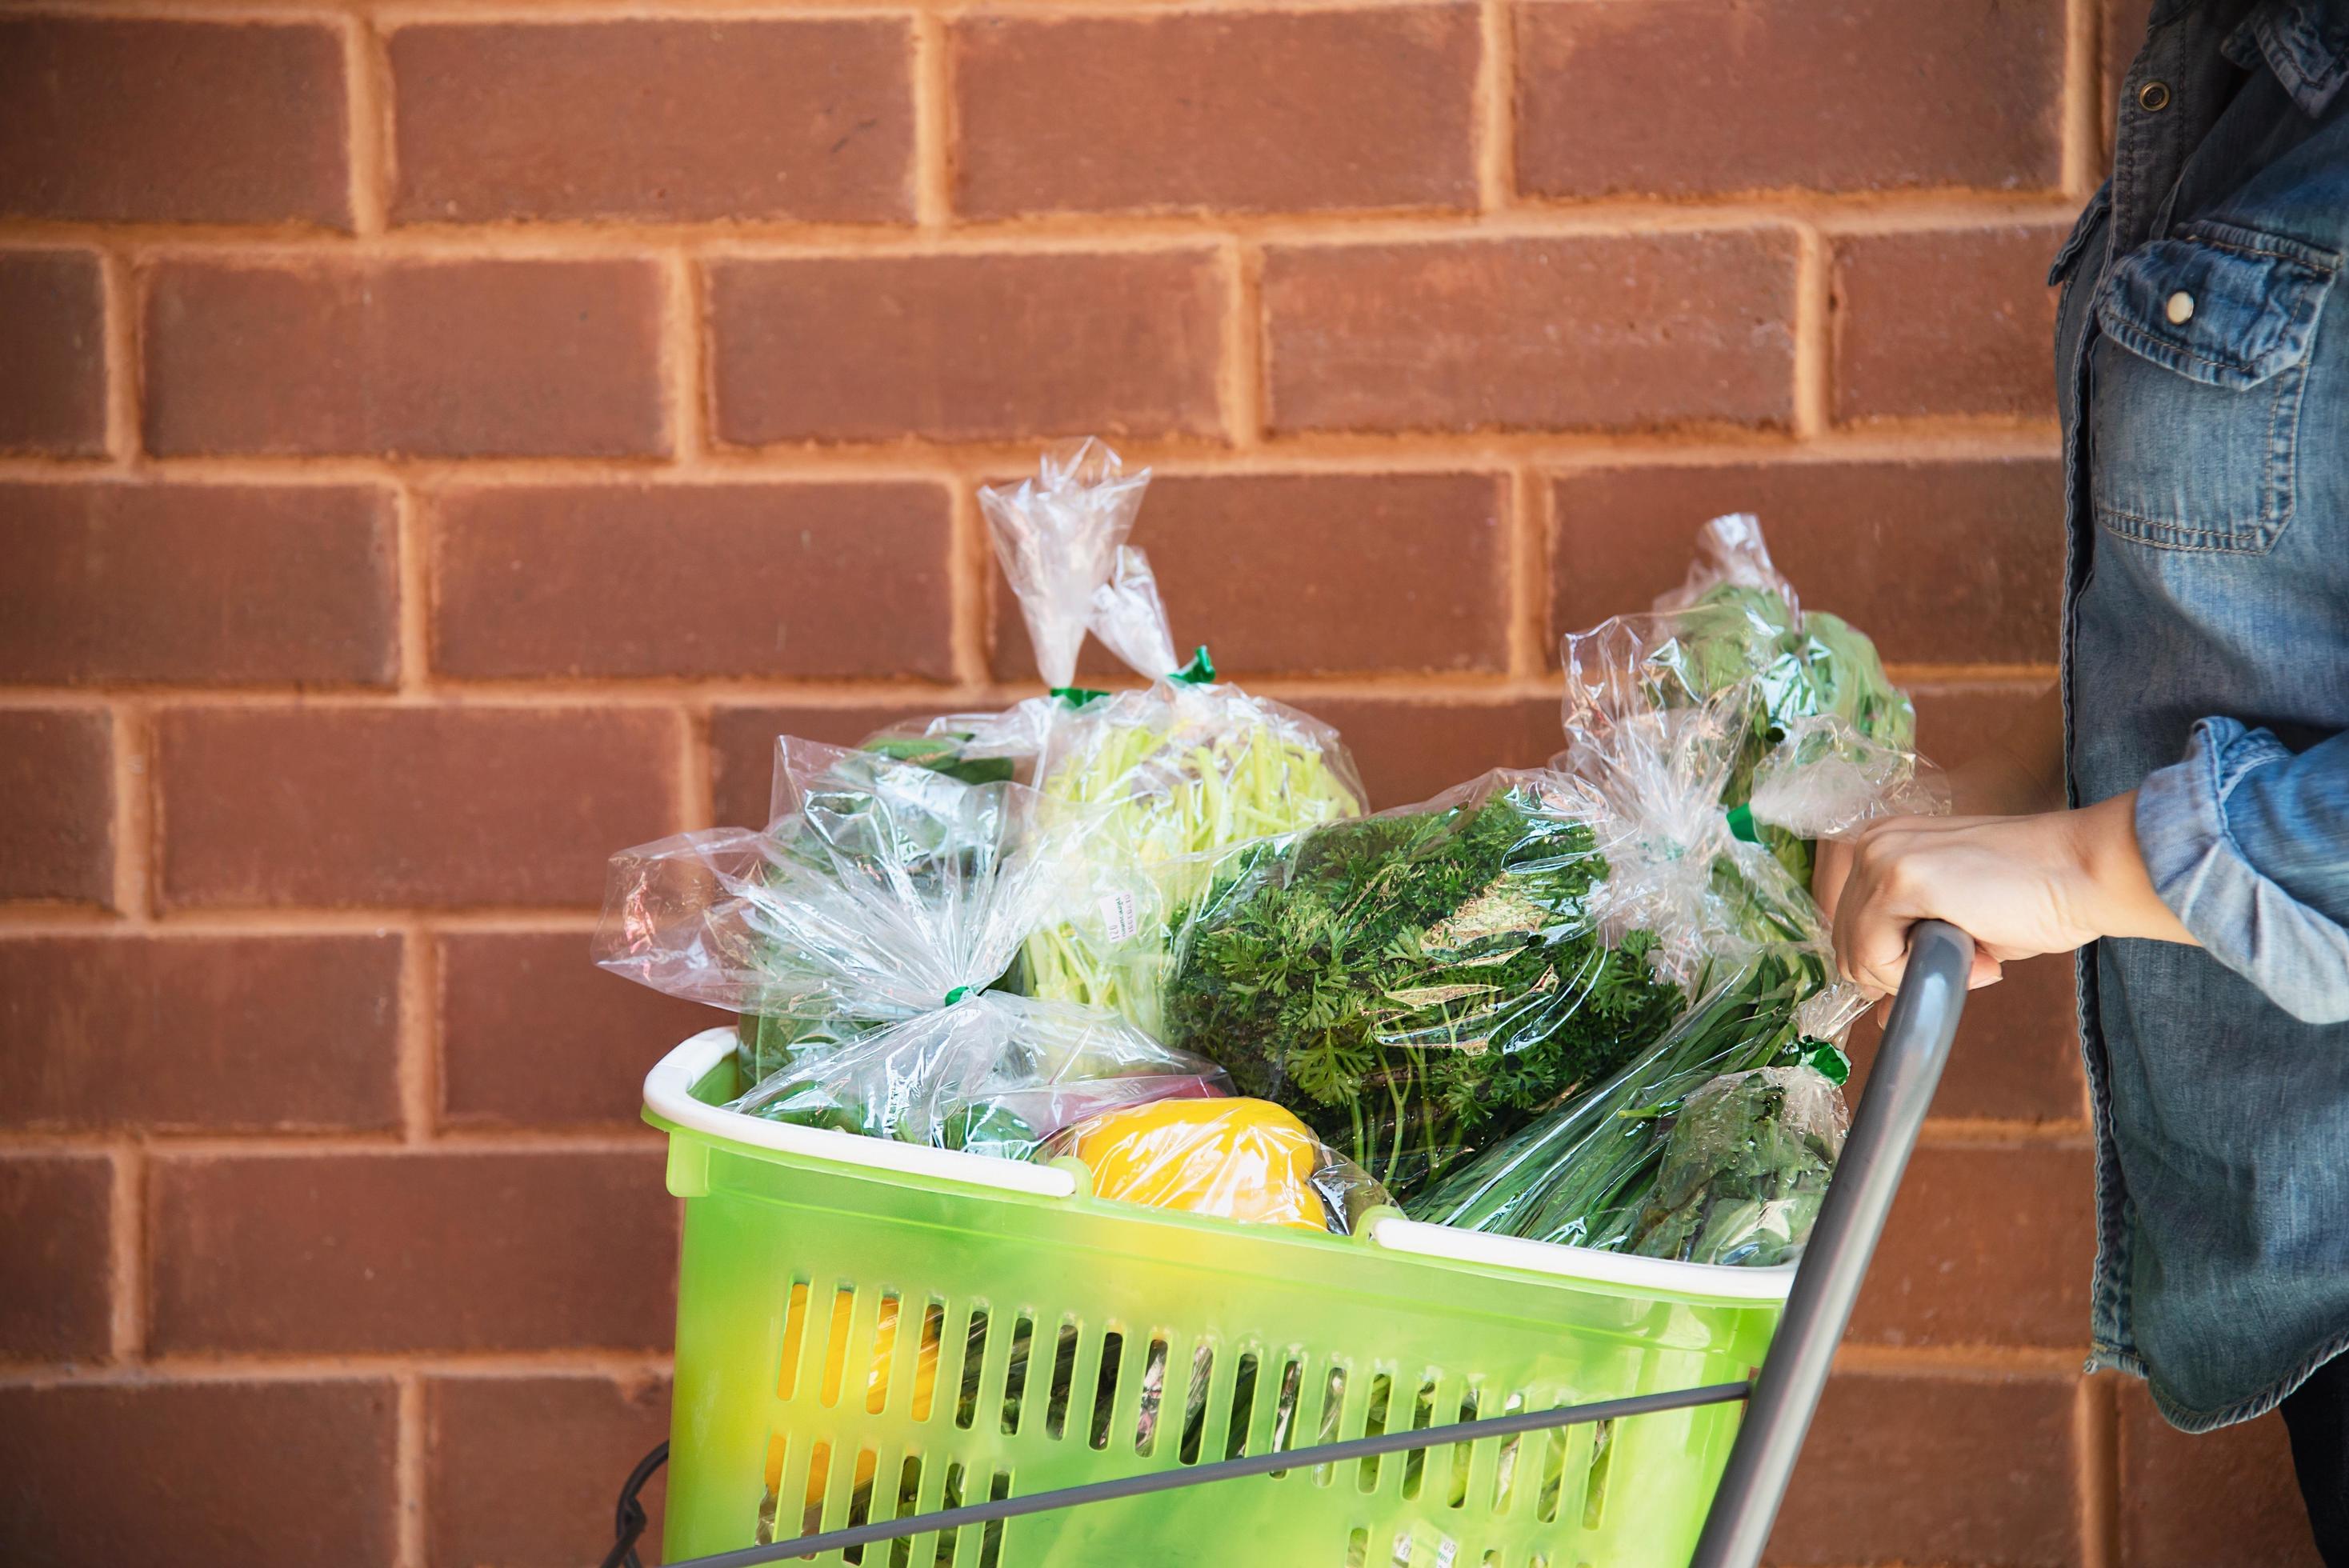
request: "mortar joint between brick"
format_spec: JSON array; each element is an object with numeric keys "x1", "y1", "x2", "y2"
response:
[
  {"x1": 1791, "y1": 221, "x2": 1833, "y2": 439},
  {"x1": 396, "y1": 1370, "x2": 426, "y2": 1568},
  {"x1": 110, "y1": 701, "x2": 156, "y2": 924},
  {"x1": 1475, "y1": 0, "x2": 1516, "y2": 214},
  {"x1": 400, "y1": 922, "x2": 437, "y2": 1145},
  {"x1": 913, "y1": 8, "x2": 953, "y2": 228},
  {"x1": 107, "y1": 1140, "x2": 146, "y2": 1363},
  {"x1": 663, "y1": 250, "x2": 709, "y2": 465},
  {"x1": 345, "y1": 11, "x2": 393, "y2": 238},
  {"x1": 2062, "y1": 0, "x2": 2105, "y2": 199}
]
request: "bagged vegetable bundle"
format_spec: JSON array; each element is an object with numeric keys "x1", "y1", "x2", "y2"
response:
[
  {"x1": 594, "y1": 738, "x2": 1223, "y2": 1157},
  {"x1": 1629, "y1": 1063, "x2": 1848, "y2": 1266},
  {"x1": 1562, "y1": 513, "x2": 1934, "y2": 886},
  {"x1": 990, "y1": 446, "x2": 1367, "y2": 1026},
  {"x1": 1404, "y1": 956, "x2": 1863, "y2": 1251},
  {"x1": 1155, "y1": 684, "x2": 1834, "y2": 1201}
]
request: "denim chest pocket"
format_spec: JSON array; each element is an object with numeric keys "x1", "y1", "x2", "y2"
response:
[{"x1": 2092, "y1": 221, "x2": 2339, "y2": 554}]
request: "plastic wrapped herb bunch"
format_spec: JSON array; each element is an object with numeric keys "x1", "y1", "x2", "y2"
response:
[
  {"x1": 594, "y1": 738, "x2": 1224, "y2": 1158},
  {"x1": 1628, "y1": 1062, "x2": 1849, "y2": 1267},
  {"x1": 1562, "y1": 512, "x2": 1933, "y2": 886},
  {"x1": 1154, "y1": 683, "x2": 1835, "y2": 1202}
]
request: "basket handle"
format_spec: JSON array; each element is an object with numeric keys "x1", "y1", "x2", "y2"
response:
[{"x1": 1686, "y1": 919, "x2": 1975, "y2": 1568}]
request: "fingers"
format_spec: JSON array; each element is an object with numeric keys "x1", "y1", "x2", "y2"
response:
[
  {"x1": 1810, "y1": 835, "x2": 1856, "y2": 928},
  {"x1": 1831, "y1": 824, "x2": 1923, "y2": 997}
]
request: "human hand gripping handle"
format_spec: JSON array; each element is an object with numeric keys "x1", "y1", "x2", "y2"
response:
[{"x1": 1811, "y1": 792, "x2": 2199, "y2": 997}]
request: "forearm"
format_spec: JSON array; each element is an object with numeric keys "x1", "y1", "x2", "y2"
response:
[{"x1": 2067, "y1": 791, "x2": 2196, "y2": 946}]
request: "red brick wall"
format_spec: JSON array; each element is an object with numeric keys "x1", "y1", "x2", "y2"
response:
[{"x1": 0, "y1": 2, "x2": 2318, "y2": 1564}]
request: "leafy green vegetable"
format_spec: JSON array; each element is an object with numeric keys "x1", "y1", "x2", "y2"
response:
[
  {"x1": 858, "y1": 728, "x2": 1017, "y2": 786},
  {"x1": 1158, "y1": 775, "x2": 1685, "y2": 1198},
  {"x1": 1403, "y1": 945, "x2": 1838, "y2": 1247},
  {"x1": 1609, "y1": 584, "x2": 1914, "y2": 887},
  {"x1": 1629, "y1": 1065, "x2": 1845, "y2": 1267}
]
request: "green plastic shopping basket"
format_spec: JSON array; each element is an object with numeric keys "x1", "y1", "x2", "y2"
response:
[{"x1": 630, "y1": 925, "x2": 1975, "y2": 1568}]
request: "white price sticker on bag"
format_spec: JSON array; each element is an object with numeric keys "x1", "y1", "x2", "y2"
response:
[{"x1": 1097, "y1": 891, "x2": 1140, "y2": 942}]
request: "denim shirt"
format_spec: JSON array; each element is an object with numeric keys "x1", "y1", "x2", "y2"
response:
[{"x1": 2054, "y1": 0, "x2": 2349, "y2": 1430}]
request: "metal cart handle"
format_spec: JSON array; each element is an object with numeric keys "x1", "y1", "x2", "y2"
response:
[
  {"x1": 1687, "y1": 918, "x2": 1974, "y2": 1568},
  {"x1": 618, "y1": 922, "x2": 1975, "y2": 1568}
]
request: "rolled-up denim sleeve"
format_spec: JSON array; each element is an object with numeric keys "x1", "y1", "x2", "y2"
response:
[{"x1": 2134, "y1": 718, "x2": 2349, "y2": 1023}]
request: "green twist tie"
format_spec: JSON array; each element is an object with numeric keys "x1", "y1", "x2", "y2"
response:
[
  {"x1": 942, "y1": 985, "x2": 971, "y2": 1006},
  {"x1": 1171, "y1": 646, "x2": 1216, "y2": 685},
  {"x1": 1047, "y1": 686, "x2": 1109, "y2": 709},
  {"x1": 1724, "y1": 802, "x2": 1760, "y2": 844},
  {"x1": 1803, "y1": 1040, "x2": 1851, "y2": 1086}
]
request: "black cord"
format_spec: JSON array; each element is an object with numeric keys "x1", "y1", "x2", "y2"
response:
[
  {"x1": 635, "y1": 1379, "x2": 1747, "y2": 1568},
  {"x1": 601, "y1": 1439, "x2": 669, "y2": 1568}
]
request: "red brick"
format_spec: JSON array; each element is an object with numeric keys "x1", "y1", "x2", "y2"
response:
[
  {"x1": 0, "y1": 250, "x2": 106, "y2": 455},
  {"x1": 1548, "y1": 458, "x2": 2064, "y2": 666},
  {"x1": 706, "y1": 250, "x2": 1226, "y2": 445},
  {"x1": 2119, "y1": 1383, "x2": 2322, "y2": 1567},
  {"x1": 428, "y1": 1375, "x2": 671, "y2": 1568},
  {"x1": 1849, "y1": 951, "x2": 2085, "y2": 1123},
  {"x1": 0, "y1": 709, "x2": 113, "y2": 906},
  {"x1": 1834, "y1": 224, "x2": 2067, "y2": 422},
  {"x1": 0, "y1": 482, "x2": 398, "y2": 685},
  {"x1": 1515, "y1": 0, "x2": 2064, "y2": 199},
  {"x1": 990, "y1": 472, "x2": 1510, "y2": 682},
  {"x1": 0, "y1": 1152, "x2": 111, "y2": 1360},
  {"x1": 1264, "y1": 232, "x2": 1796, "y2": 435},
  {"x1": 1847, "y1": 1143, "x2": 2094, "y2": 1350},
  {"x1": 707, "y1": 702, "x2": 947, "y2": 830},
  {"x1": 431, "y1": 482, "x2": 955, "y2": 681},
  {"x1": 144, "y1": 258, "x2": 666, "y2": 458},
  {"x1": 953, "y1": 7, "x2": 1478, "y2": 218},
  {"x1": 0, "y1": 1380, "x2": 397, "y2": 1566},
  {"x1": 390, "y1": 18, "x2": 913, "y2": 225},
  {"x1": 438, "y1": 930, "x2": 723, "y2": 1130},
  {"x1": 0, "y1": 17, "x2": 349, "y2": 226},
  {"x1": 0, "y1": 934, "x2": 401, "y2": 1132},
  {"x1": 1768, "y1": 1370, "x2": 2079, "y2": 1566},
  {"x1": 1279, "y1": 695, "x2": 1562, "y2": 810},
  {"x1": 155, "y1": 707, "x2": 682, "y2": 910},
  {"x1": 150, "y1": 1150, "x2": 675, "y2": 1354}
]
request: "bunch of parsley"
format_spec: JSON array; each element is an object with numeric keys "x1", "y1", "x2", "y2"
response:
[{"x1": 1158, "y1": 776, "x2": 1685, "y2": 1198}]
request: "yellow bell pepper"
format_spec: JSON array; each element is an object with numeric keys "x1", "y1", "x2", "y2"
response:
[{"x1": 1061, "y1": 1097, "x2": 1331, "y2": 1231}]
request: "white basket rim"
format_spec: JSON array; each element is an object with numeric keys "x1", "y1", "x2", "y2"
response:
[{"x1": 643, "y1": 1027, "x2": 1798, "y2": 1305}]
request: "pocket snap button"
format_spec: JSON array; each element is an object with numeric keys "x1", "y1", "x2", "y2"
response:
[
  {"x1": 2166, "y1": 290, "x2": 2195, "y2": 325},
  {"x1": 2139, "y1": 80, "x2": 2172, "y2": 111}
]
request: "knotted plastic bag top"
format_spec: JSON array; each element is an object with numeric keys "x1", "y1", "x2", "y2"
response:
[
  {"x1": 981, "y1": 437, "x2": 1151, "y2": 691},
  {"x1": 595, "y1": 738, "x2": 1224, "y2": 1154}
]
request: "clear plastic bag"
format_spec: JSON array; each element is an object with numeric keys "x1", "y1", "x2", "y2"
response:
[
  {"x1": 1562, "y1": 511, "x2": 1930, "y2": 887},
  {"x1": 970, "y1": 442, "x2": 1365, "y2": 1025},
  {"x1": 1154, "y1": 683, "x2": 1831, "y2": 1201},
  {"x1": 1046, "y1": 1097, "x2": 1392, "y2": 1235},
  {"x1": 1404, "y1": 956, "x2": 1863, "y2": 1252},
  {"x1": 594, "y1": 738, "x2": 1224, "y2": 1156},
  {"x1": 846, "y1": 439, "x2": 1153, "y2": 790},
  {"x1": 1627, "y1": 1063, "x2": 1849, "y2": 1267}
]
